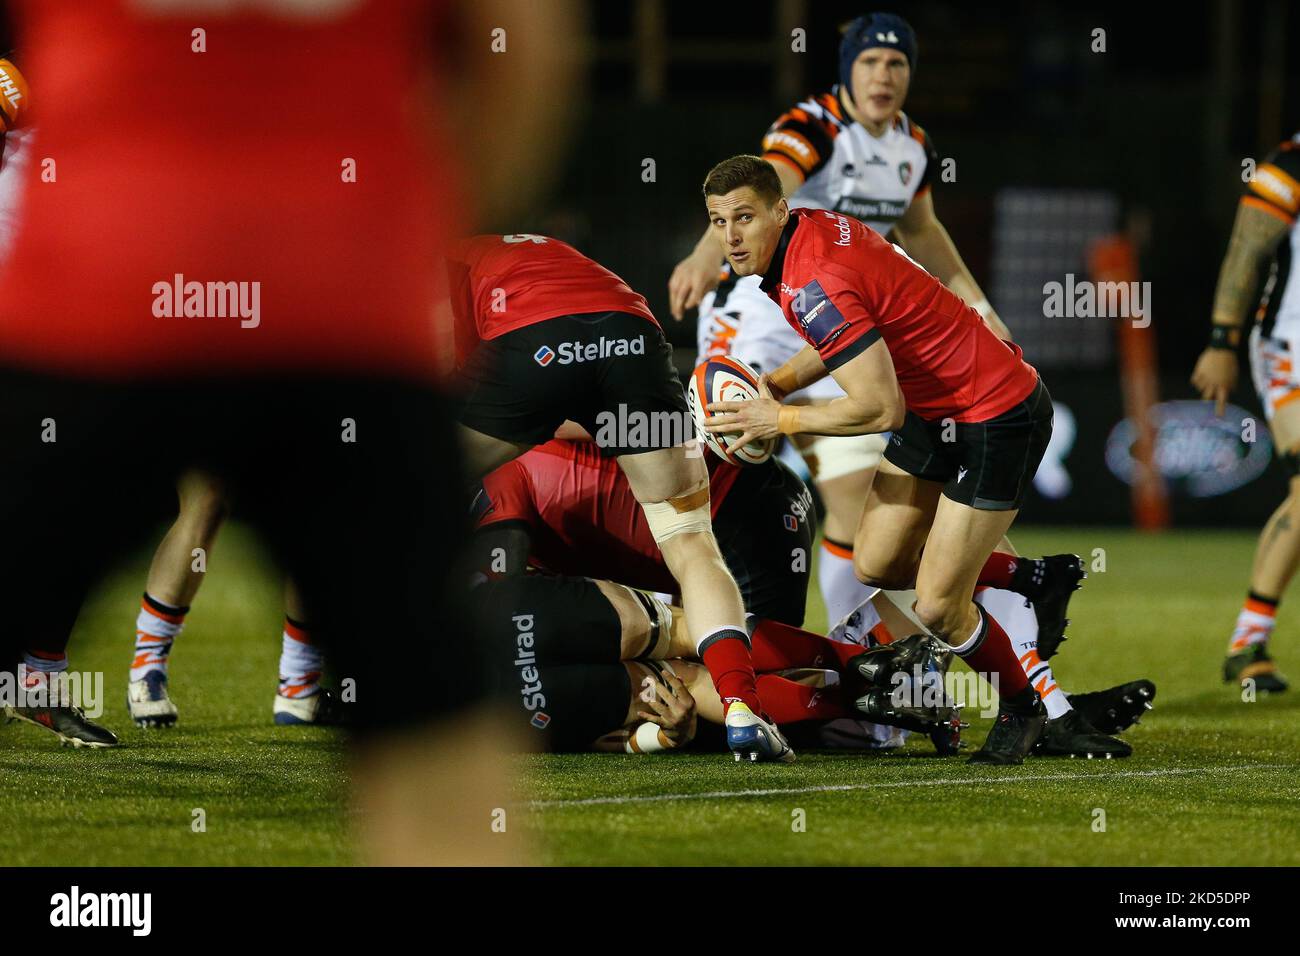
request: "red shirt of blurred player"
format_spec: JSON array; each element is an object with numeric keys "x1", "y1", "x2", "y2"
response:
[
  {"x1": 0, "y1": 0, "x2": 457, "y2": 382},
  {"x1": 445, "y1": 235, "x2": 657, "y2": 366}
]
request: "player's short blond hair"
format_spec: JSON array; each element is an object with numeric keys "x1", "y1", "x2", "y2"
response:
[{"x1": 703, "y1": 155, "x2": 785, "y2": 207}]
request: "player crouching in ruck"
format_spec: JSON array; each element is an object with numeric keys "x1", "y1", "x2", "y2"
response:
[
  {"x1": 447, "y1": 235, "x2": 792, "y2": 762},
  {"x1": 700, "y1": 156, "x2": 1083, "y2": 764}
]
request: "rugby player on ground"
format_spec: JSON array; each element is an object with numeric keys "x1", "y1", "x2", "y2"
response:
[
  {"x1": 474, "y1": 439, "x2": 1150, "y2": 756},
  {"x1": 1192, "y1": 131, "x2": 1300, "y2": 693},
  {"x1": 697, "y1": 156, "x2": 1121, "y2": 764},
  {"x1": 448, "y1": 235, "x2": 794, "y2": 762},
  {"x1": 474, "y1": 573, "x2": 952, "y2": 755}
]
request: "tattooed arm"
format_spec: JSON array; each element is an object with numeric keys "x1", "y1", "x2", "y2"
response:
[
  {"x1": 1192, "y1": 201, "x2": 1291, "y2": 415},
  {"x1": 1210, "y1": 202, "x2": 1290, "y2": 329}
]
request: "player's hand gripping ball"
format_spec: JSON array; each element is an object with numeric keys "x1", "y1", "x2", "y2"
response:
[{"x1": 687, "y1": 356, "x2": 777, "y2": 465}]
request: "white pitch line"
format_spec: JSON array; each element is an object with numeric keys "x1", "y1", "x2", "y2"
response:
[{"x1": 529, "y1": 763, "x2": 1294, "y2": 810}]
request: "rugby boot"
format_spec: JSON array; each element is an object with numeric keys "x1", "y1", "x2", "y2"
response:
[
  {"x1": 1033, "y1": 707, "x2": 1131, "y2": 758},
  {"x1": 1067, "y1": 679, "x2": 1156, "y2": 734},
  {"x1": 725, "y1": 702, "x2": 795, "y2": 763},
  {"x1": 6, "y1": 705, "x2": 120, "y2": 748}
]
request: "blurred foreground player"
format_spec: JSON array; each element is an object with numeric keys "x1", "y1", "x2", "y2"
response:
[
  {"x1": 1192, "y1": 132, "x2": 1300, "y2": 693},
  {"x1": 0, "y1": 0, "x2": 578, "y2": 865},
  {"x1": 449, "y1": 236, "x2": 794, "y2": 762}
]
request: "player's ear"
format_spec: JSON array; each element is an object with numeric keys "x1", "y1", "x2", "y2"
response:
[{"x1": 775, "y1": 198, "x2": 789, "y2": 226}]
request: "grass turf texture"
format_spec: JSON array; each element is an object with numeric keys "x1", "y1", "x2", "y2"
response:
[{"x1": 1, "y1": 526, "x2": 1298, "y2": 866}]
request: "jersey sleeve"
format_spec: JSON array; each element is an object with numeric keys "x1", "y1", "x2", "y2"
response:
[
  {"x1": 761, "y1": 104, "x2": 836, "y2": 184},
  {"x1": 472, "y1": 459, "x2": 539, "y2": 531},
  {"x1": 791, "y1": 267, "x2": 881, "y2": 372},
  {"x1": 913, "y1": 127, "x2": 940, "y2": 197},
  {"x1": 1243, "y1": 140, "x2": 1300, "y2": 225}
]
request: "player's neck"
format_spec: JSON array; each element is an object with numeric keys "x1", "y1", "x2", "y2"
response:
[{"x1": 838, "y1": 86, "x2": 894, "y2": 138}]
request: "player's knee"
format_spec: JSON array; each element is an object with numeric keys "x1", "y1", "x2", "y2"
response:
[
  {"x1": 854, "y1": 555, "x2": 914, "y2": 591},
  {"x1": 640, "y1": 482, "x2": 713, "y2": 547},
  {"x1": 178, "y1": 474, "x2": 228, "y2": 529},
  {"x1": 1285, "y1": 458, "x2": 1300, "y2": 499}
]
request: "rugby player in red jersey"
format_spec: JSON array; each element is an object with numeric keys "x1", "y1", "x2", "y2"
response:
[
  {"x1": 673, "y1": 15, "x2": 1015, "y2": 630},
  {"x1": 448, "y1": 235, "x2": 795, "y2": 762},
  {"x1": 699, "y1": 156, "x2": 1060, "y2": 764},
  {"x1": 0, "y1": 0, "x2": 578, "y2": 865}
]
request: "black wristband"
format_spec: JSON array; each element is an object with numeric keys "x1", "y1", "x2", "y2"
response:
[{"x1": 1208, "y1": 325, "x2": 1241, "y2": 350}]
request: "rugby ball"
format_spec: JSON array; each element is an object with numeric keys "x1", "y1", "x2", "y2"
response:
[{"x1": 687, "y1": 356, "x2": 776, "y2": 466}]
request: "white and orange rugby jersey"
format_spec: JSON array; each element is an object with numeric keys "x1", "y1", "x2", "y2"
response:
[
  {"x1": 1246, "y1": 133, "x2": 1300, "y2": 339},
  {"x1": 761, "y1": 86, "x2": 938, "y2": 235}
]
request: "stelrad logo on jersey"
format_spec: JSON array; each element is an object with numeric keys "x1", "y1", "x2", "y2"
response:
[{"x1": 534, "y1": 335, "x2": 646, "y2": 367}]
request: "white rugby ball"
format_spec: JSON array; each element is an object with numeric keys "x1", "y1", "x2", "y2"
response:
[{"x1": 687, "y1": 356, "x2": 776, "y2": 466}]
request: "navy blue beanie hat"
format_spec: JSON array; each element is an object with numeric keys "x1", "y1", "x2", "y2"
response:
[{"x1": 839, "y1": 13, "x2": 917, "y2": 100}]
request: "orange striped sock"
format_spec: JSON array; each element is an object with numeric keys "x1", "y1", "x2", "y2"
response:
[
  {"x1": 1229, "y1": 593, "x2": 1277, "y2": 653},
  {"x1": 130, "y1": 593, "x2": 186, "y2": 681}
]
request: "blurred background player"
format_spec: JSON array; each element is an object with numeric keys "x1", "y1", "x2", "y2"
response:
[
  {"x1": 673, "y1": 13, "x2": 1010, "y2": 625},
  {"x1": 123, "y1": 474, "x2": 347, "y2": 729},
  {"x1": 1192, "y1": 131, "x2": 1300, "y2": 694},
  {"x1": 0, "y1": 0, "x2": 580, "y2": 865},
  {"x1": 449, "y1": 234, "x2": 793, "y2": 762}
]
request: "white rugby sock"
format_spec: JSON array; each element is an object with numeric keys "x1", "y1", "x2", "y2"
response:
[
  {"x1": 278, "y1": 618, "x2": 324, "y2": 699},
  {"x1": 819, "y1": 538, "x2": 874, "y2": 626},
  {"x1": 131, "y1": 593, "x2": 186, "y2": 682},
  {"x1": 974, "y1": 587, "x2": 1071, "y2": 718}
]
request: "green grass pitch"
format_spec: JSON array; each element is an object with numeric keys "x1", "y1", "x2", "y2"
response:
[{"x1": 2, "y1": 526, "x2": 1298, "y2": 866}]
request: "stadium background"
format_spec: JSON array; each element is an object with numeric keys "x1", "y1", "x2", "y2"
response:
[
  {"x1": 516, "y1": 0, "x2": 1300, "y2": 527},
  {"x1": 2, "y1": 1, "x2": 1291, "y2": 526}
]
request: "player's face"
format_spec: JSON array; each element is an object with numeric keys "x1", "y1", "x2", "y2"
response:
[
  {"x1": 850, "y1": 48, "x2": 910, "y2": 127},
  {"x1": 706, "y1": 187, "x2": 789, "y2": 277}
]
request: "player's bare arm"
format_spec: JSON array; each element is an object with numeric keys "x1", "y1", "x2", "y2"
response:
[
  {"x1": 1192, "y1": 202, "x2": 1290, "y2": 415},
  {"x1": 706, "y1": 338, "x2": 904, "y2": 445},
  {"x1": 763, "y1": 343, "x2": 829, "y2": 400},
  {"x1": 892, "y1": 190, "x2": 1012, "y2": 341}
]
